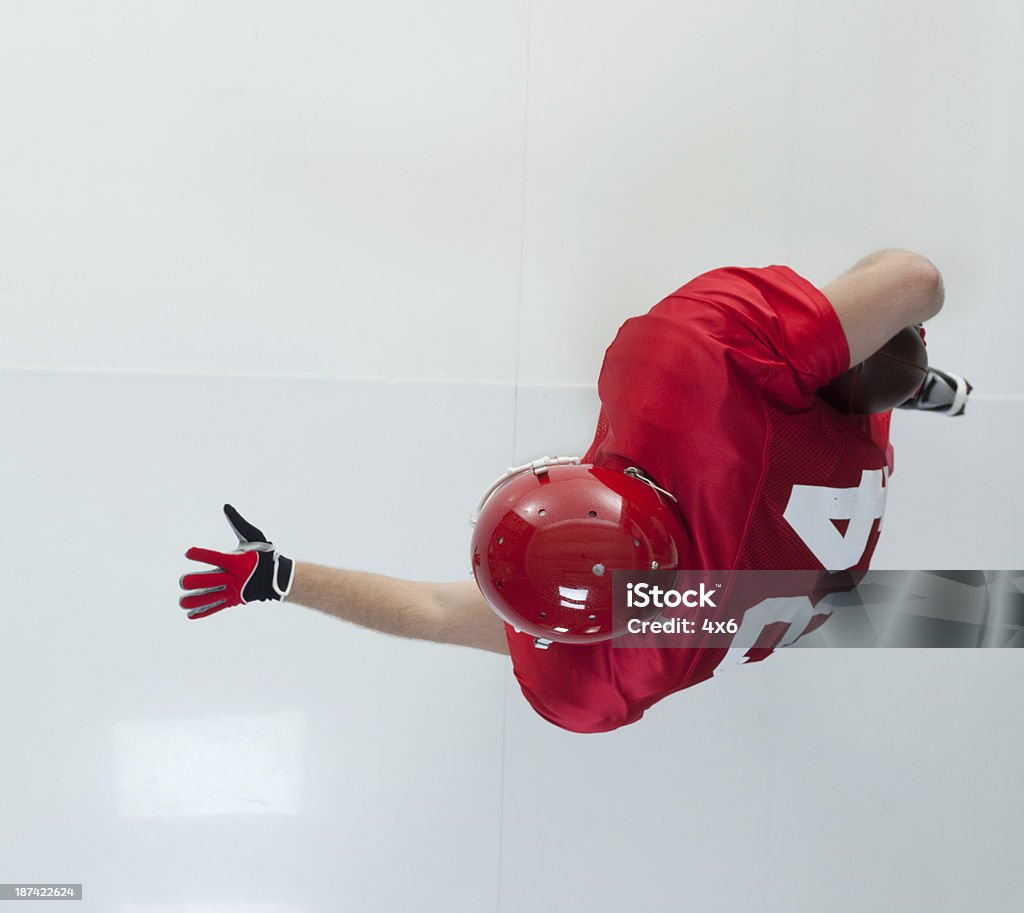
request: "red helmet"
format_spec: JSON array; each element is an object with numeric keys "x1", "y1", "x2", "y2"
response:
[{"x1": 470, "y1": 456, "x2": 687, "y2": 644}]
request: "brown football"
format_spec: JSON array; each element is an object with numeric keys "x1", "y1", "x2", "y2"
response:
[{"x1": 818, "y1": 325, "x2": 928, "y2": 415}]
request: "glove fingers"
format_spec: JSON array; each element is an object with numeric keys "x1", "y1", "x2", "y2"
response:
[
  {"x1": 179, "y1": 577, "x2": 228, "y2": 596},
  {"x1": 184, "y1": 547, "x2": 259, "y2": 576},
  {"x1": 180, "y1": 551, "x2": 257, "y2": 602},
  {"x1": 184, "y1": 546, "x2": 230, "y2": 569},
  {"x1": 186, "y1": 600, "x2": 229, "y2": 620},
  {"x1": 182, "y1": 567, "x2": 222, "y2": 577},
  {"x1": 179, "y1": 587, "x2": 236, "y2": 613},
  {"x1": 180, "y1": 563, "x2": 245, "y2": 614},
  {"x1": 223, "y1": 504, "x2": 270, "y2": 546}
]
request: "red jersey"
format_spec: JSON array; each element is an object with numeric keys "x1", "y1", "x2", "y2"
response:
[{"x1": 504, "y1": 265, "x2": 895, "y2": 732}]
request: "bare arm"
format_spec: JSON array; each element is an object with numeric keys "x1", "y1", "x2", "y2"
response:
[
  {"x1": 821, "y1": 249, "x2": 945, "y2": 368},
  {"x1": 285, "y1": 561, "x2": 509, "y2": 656}
]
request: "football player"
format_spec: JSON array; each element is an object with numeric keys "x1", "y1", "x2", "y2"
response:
[{"x1": 180, "y1": 249, "x2": 971, "y2": 732}]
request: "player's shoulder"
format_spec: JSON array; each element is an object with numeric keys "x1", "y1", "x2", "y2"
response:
[
  {"x1": 607, "y1": 265, "x2": 785, "y2": 366},
  {"x1": 652, "y1": 265, "x2": 797, "y2": 336},
  {"x1": 644, "y1": 263, "x2": 847, "y2": 390}
]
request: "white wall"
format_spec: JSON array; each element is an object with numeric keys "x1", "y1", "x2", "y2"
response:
[{"x1": 1, "y1": 1, "x2": 1021, "y2": 911}]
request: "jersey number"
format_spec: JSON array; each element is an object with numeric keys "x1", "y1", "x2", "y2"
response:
[{"x1": 715, "y1": 468, "x2": 888, "y2": 674}]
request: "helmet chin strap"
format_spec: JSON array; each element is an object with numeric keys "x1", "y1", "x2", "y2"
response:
[
  {"x1": 623, "y1": 466, "x2": 679, "y2": 504},
  {"x1": 469, "y1": 455, "x2": 582, "y2": 526},
  {"x1": 469, "y1": 456, "x2": 679, "y2": 526}
]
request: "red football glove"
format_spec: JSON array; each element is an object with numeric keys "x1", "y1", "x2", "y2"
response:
[{"x1": 179, "y1": 504, "x2": 295, "y2": 619}]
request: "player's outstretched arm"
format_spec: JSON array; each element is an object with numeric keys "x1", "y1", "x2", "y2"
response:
[
  {"x1": 289, "y1": 564, "x2": 510, "y2": 656},
  {"x1": 179, "y1": 505, "x2": 509, "y2": 656}
]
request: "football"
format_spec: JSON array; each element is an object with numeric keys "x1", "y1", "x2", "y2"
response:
[{"x1": 818, "y1": 324, "x2": 928, "y2": 415}]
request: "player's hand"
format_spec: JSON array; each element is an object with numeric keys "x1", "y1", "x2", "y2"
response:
[{"x1": 179, "y1": 504, "x2": 295, "y2": 619}]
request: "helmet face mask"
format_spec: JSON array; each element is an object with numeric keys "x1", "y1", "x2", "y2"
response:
[{"x1": 469, "y1": 457, "x2": 687, "y2": 644}]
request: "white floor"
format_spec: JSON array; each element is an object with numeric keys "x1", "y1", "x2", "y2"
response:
[{"x1": 0, "y1": 375, "x2": 1020, "y2": 912}]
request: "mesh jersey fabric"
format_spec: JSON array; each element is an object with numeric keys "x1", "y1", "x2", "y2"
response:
[{"x1": 504, "y1": 265, "x2": 895, "y2": 733}]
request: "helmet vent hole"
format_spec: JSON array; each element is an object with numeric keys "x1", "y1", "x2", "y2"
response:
[
  {"x1": 588, "y1": 614, "x2": 597, "y2": 621},
  {"x1": 538, "y1": 508, "x2": 547, "y2": 517},
  {"x1": 497, "y1": 536, "x2": 504, "y2": 544},
  {"x1": 540, "y1": 611, "x2": 547, "y2": 618},
  {"x1": 588, "y1": 510, "x2": 597, "y2": 518},
  {"x1": 592, "y1": 563, "x2": 605, "y2": 576},
  {"x1": 633, "y1": 537, "x2": 641, "y2": 547},
  {"x1": 497, "y1": 580, "x2": 503, "y2": 589}
]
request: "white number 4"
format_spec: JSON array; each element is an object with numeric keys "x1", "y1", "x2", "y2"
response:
[
  {"x1": 783, "y1": 467, "x2": 888, "y2": 572},
  {"x1": 716, "y1": 468, "x2": 888, "y2": 674}
]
